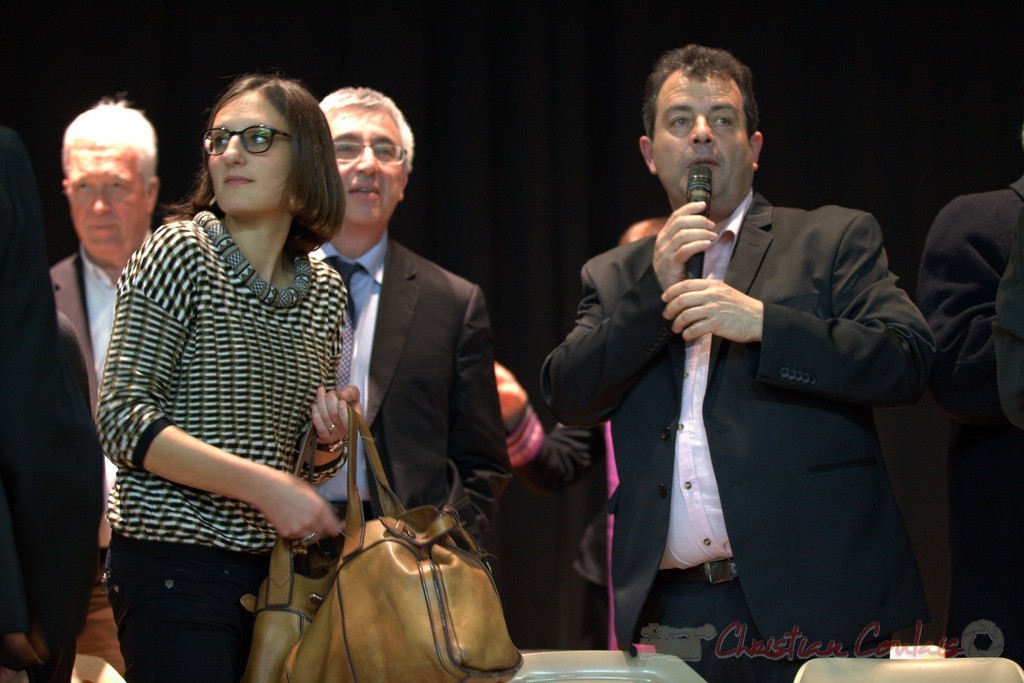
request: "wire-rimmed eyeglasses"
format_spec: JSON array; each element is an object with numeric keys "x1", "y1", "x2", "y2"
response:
[
  {"x1": 202, "y1": 125, "x2": 291, "y2": 156},
  {"x1": 333, "y1": 140, "x2": 406, "y2": 165},
  {"x1": 64, "y1": 181, "x2": 136, "y2": 205}
]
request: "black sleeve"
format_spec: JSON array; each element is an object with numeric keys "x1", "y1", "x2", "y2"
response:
[
  {"x1": 55, "y1": 311, "x2": 91, "y2": 407},
  {"x1": 995, "y1": 206, "x2": 1024, "y2": 428},
  {"x1": 0, "y1": 126, "x2": 104, "y2": 658},
  {"x1": 514, "y1": 424, "x2": 606, "y2": 496}
]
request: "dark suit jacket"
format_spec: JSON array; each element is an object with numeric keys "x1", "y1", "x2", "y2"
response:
[
  {"x1": 50, "y1": 253, "x2": 97, "y2": 412},
  {"x1": 514, "y1": 423, "x2": 605, "y2": 498},
  {"x1": 919, "y1": 178, "x2": 1024, "y2": 655},
  {"x1": 919, "y1": 176, "x2": 1024, "y2": 427},
  {"x1": 0, "y1": 126, "x2": 103, "y2": 669},
  {"x1": 543, "y1": 194, "x2": 933, "y2": 649},
  {"x1": 996, "y1": 203, "x2": 1024, "y2": 427},
  {"x1": 362, "y1": 239, "x2": 510, "y2": 541}
]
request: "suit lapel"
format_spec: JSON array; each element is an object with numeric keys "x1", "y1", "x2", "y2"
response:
[
  {"x1": 668, "y1": 337, "x2": 688, "y2": 392},
  {"x1": 709, "y1": 194, "x2": 773, "y2": 376},
  {"x1": 625, "y1": 238, "x2": 688, "y2": 393},
  {"x1": 366, "y1": 241, "x2": 418, "y2": 427},
  {"x1": 52, "y1": 255, "x2": 98, "y2": 410}
]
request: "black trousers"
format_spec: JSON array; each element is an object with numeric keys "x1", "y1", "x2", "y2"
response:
[
  {"x1": 106, "y1": 535, "x2": 269, "y2": 683},
  {"x1": 636, "y1": 576, "x2": 805, "y2": 683}
]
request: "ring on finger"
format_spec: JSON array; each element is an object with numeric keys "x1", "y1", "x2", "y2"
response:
[{"x1": 299, "y1": 531, "x2": 317, "y2": 545}]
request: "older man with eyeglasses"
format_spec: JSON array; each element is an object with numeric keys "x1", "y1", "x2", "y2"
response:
[
  {"x1": 311, "y1": 87, "x2": 510, "y2": 544},
  {"x1": 49, "y1": 98, "x2": 159, "y2": 676}
]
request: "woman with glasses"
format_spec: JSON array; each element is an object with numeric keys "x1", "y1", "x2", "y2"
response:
[{"x1": 96, "y1": 74, "x2": 355, "y2": 681}]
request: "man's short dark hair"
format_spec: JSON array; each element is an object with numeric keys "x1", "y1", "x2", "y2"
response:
[{"x1": 642, "y1": 45, "x2": 759, "y2": 138}]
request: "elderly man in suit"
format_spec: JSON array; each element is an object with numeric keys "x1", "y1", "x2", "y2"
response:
[
  {"x1": 313, "y1": 87, "x2": 510, "y2": 542},
  {"x1": 542, "y1": 45, "x2": 933, "y2": 682},
  {"x1": 51, "y1": 100, "x2": 159, "y2": 408},
  {"x1": 49, "y1": 99, "x2": 158, "y2": 675}
]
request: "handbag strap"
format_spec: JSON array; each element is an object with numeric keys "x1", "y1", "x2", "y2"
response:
[
  {"x1": 263, "y1": 424, "x2": 322, "y2": 607},
  {"x1": 292, "y1": 422, "x2": 318, "y2": 479},
  {"x1": 343, "y1": 404, "x2": 405, "y2": 550},
  {"x1": 380, "y1": 507, "x2": 482, "y2": 555},
  {"x1": 341, "y1": 405, "x2": 481, "y2": 557}
]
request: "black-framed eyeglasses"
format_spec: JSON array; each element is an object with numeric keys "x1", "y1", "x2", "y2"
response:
[
  {"x1": 202, "y1": 125, "x2": 291, "y2": 156},
  {"x1": 333, "y1": 140, "x2": 405, "y2": 165}
]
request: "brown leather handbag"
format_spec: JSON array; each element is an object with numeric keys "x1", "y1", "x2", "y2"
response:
[{"x1": 243, "y1": 407, "x2": 522, "y2": 682}]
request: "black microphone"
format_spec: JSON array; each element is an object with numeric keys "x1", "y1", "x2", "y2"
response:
[{"x1": 685, "y1": 164, "x2": 712, "y2": 280}]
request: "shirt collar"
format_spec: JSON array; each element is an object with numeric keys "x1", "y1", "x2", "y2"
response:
[
  {"x1": 718, "y1": 190, "x2": 754, "y2": 245},
  {"x1": 79, "y1": 245, "x2": 118, "y2": 288},
  {"x1": 314, "y1": 232, "x2": 388, "y2": 285}
]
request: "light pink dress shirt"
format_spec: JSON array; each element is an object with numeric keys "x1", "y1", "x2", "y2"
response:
[{"x1": 660, "y1": 191, "x2": 753, "y2": 570}]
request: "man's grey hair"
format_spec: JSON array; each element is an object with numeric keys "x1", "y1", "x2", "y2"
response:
[
  {"x1": 320, "y1": 87, "x2": 415, "y2": 172},
  {"x1": 62, "y1": 98, "x2": 158, "y2": 183}
]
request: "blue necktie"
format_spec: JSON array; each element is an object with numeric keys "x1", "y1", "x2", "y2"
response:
[{"x1": 325, "y1": 256, "x2": 360, "y2": 387}]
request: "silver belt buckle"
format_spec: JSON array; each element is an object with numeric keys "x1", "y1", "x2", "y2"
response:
[{"x1": 703, "y1": 559, "x2": 736, "y2": 584}]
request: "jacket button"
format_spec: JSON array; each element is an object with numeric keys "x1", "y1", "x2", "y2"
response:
[
  {"x1": 657, "y1": 484, "x2": 667, "y2": 498},
  {"x1": 780, "y1": 368, "x2": 791, "y2": 379},
  {"x1": 660, "y1": 428, "x2": 671, "y2": 441}
]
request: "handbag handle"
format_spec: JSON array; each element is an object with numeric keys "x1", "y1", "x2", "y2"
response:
[
  {"x1": 343, "y1": 404, "x2": 405, "y2": 542},
  {"x1": 341, "y1": 405, "x2": 481, "y2": 557}
]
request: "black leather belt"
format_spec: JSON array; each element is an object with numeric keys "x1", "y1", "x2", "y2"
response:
[{"x1": 659, "y1": 558, "x2": 738, "y2": 585}]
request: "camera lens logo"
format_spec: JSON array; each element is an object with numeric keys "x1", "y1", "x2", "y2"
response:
[
  {"x1": 639, "y1": 623, "x2": 717, "y2": 661},
  {"x1": 962, "y1": 619, "x2": 1004, "y2": 658}
]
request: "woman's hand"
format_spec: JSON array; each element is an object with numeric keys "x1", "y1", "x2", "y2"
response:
[
  {"x1": 141, "y1": 420, "x2": 352, "y2": 543},
  {"x1": 256, "y1": 467, "x2": 343, "y2": 542},
  {"x1": 311, "y1": 384, "x2": 362, "y2": 446}
]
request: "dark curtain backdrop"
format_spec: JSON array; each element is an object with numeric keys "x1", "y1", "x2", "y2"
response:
[{"x1": 4, "y1": 1, "x2": 1022, "y2": 649}]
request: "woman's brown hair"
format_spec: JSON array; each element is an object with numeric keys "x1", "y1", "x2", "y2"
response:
[{"x1": 169, "y1": 73, "x2": 344, "y2": 254}]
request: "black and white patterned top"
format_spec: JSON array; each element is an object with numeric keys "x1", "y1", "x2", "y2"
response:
[{"x1": 97, "y1": 215, "x2": 346, "y2": 553}]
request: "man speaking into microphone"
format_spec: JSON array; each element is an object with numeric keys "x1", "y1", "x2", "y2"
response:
[{"x1": 542, "y1": 45, "x2": 933, "y2": 681}]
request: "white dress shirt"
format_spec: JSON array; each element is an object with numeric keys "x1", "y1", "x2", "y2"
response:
[
  {"x1": 661, "y1": 191, "x2": 753, "y2": 569},
  {"x1": 80, "y1": 247, "x2": 119, "y2": 548}
]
